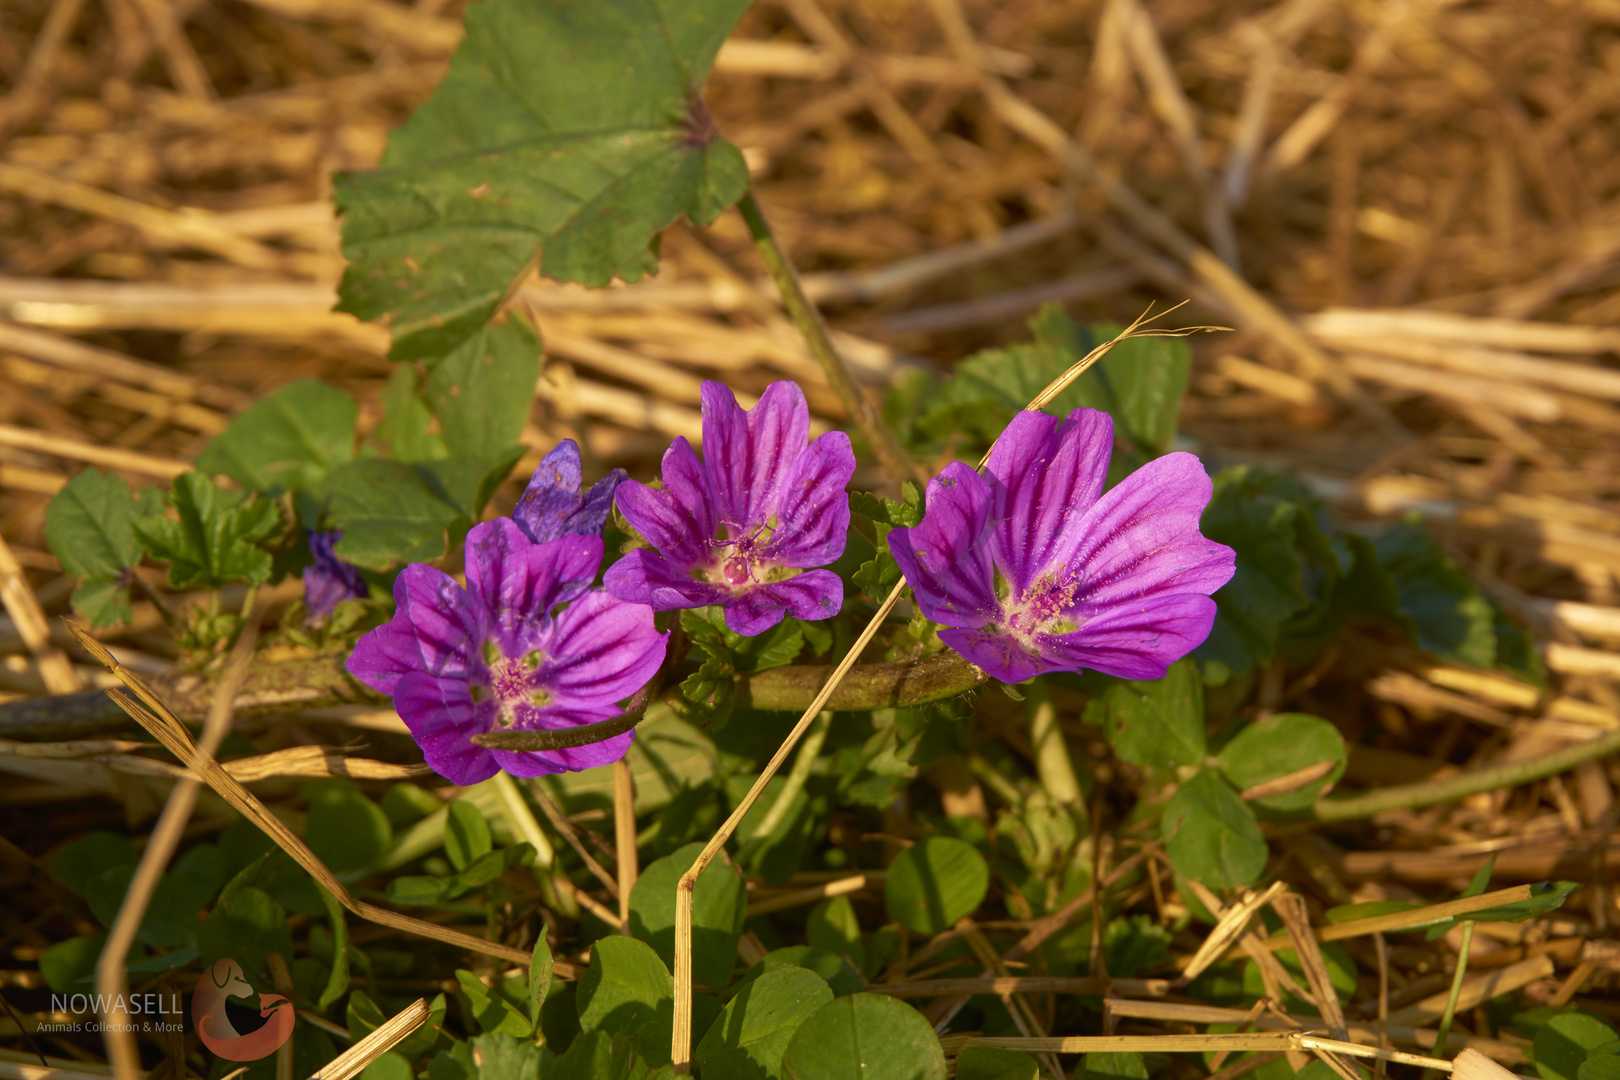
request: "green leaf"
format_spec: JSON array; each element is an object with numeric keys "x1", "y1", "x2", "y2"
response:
[
  {"x1": 730, "y1": 774, "x2": 815, "y2": 885},
  {"x1": 1082, "y1": 1051, "x2": 1149, "y2": 1080},
  {"x1": 695, "y1": 967, "x2": 833, "y2": 1080},
  {"x1": 195, "y1": 379, "x2": 357, "y2": 495},
  {"x1": 1092, "y1": 658, "x2": 1205, "y2": 770},
  {"x1": 1452, "y1": 880, "x2": 1581, "y2": 927},
  {"x1": 469, "y1": 1032, "x2": 543, "y2": 1080},
  {"x1": 445, "y1": 800, "x2": 493, "y2": 873},
  {"x1": 424, "y1": 318, "x2": 541, "y2": 462},
  {"x1": 779, "y1": 993, "x2": 945, "y2": 1080},
  {"x1": 957, "y1": 1047, "x2": 1040, "y2": 1080},
  {"x1": 628, "y1": 842, "x2": 747, "y2": 991},
  {"x1": 1214, "y1": 713, "x2": 1346, "y2": 813},
  {"x1": 884, "y1": 837, "x2": 990, "y2": 936},
  {"x1": 320, "y1": 459, "x2": 469, "y2": 570},
  {"x1": 1535, "y1": 1014, "x2": 1619, "y2": 1080},
  {"x1": 1162, "y1": 770, "x2": 1267, "y2": 889},
  {"x1": 805, "y1": 896, "x2": 865, "y2": 972},
  {"x1": 45, "y1": 470, "x2": 161, "y2": 626},
  {"x1": 53, "y1": 831, "x2": 138, "y2": 896},
  {"x1": 1375, "y1": 515, "x2": 1497, "y2": 668},
  {"x1": 551, "y1": 1030, "x2": 653, "y2": 1080},
  {"x1": 197, "y1": 886, "x2": 293, "y2": 986},
  {"x1": 334, "y1": 0, "x2": 753, "y2": 361},
  {"x1": 376, "y1": 364, "x2": 449, "y2": 462},
  {"x1": 315, "y1": 885, "x2": 350, "y2": 1010},
  {"x1": 1102, "y1": 915, "x2": 1172, "y2": 979},
  {"x1": 140, "y1": 842, "x2": 228, "y2": 947},
  {"x1": 133, "y1": 473, "x2": 281, "y2": 589},
  {"x1": 529, "y1": 933, "x2": 555, "y2": 1027},
  {"x1": 360, "y1": 1053, "x2": 412, "y2": 1080},
  {"x1": 40, "y1": 932, "x2": 111, "y2": 993},
  {"x1": 457, "y1": 968, "x2": 535, "y2": 1036},
  {"x1": 304, "y1": 779, "x2": 393, "y2": 875},
  {"x1": 349, "y1": 991, "x2": 447, "y2": 1061},
  {"x1": 383, "y1": 875, "x2": 452, "y2": 905},
  {"x1": 576, "y1": 936, "x2": 675, "y2": 1067},
  {"x1": 733, "y1": 947, "x2": 865, "y2": 1000},
  {"x1": 1581, "y1": 1057, "x2": 1620, "y2": 1080}
]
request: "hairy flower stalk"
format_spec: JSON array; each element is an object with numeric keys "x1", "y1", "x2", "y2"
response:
[
  {"x1": 346, "y1": 447, "x2": 664, "y2": 785},
  {"x1": 606, "y1": 381, "x2": 855, "y2": 636},
  {"x1": 890, "y1": 407, "x2": 1236, "y2": 683}
]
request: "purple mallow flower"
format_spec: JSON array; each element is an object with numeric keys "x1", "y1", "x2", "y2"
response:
[
  {"x1": 346, "y1": 518, "x2": 666, "y2": 786},
  {"x1": 605, "y1": 381, "x2": 854, "y2": 636},
  {"x1": 305, "y1": 530, "x2": 368, "y2": 622},
  {"x1": 513, "y1": 440, "x2": 626, "y2": 544},
  {"x1": 888, "y1": 408, "x2": 1236, "y2": 684}
]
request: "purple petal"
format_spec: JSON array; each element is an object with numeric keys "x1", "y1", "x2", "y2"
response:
[
  {"x1": 763, "y1": 431, "x2": 855, "y2": 569},
  {"x1": 888, "y1": 462, "x2": 1000, "y2": 630},
  {"x1": 1062, "y1": 452, "x2": 1236, "y2": 606},
  {"x1": 574, "y1": 469, "x2": 627, "y2": 537},
  {"x1": 538, "y1": 589, "x2": 667, "y2": 707},
  {"x1": 512, "y1": 441, "x2": 584, "y2": 544},
  {"x1": 614, "y1": 438, "x2": 715, "y2": 572},
  {"x1": 937, "y1": 628, "x2": 1045, "y2": 684},
  {"x1": 491, "y1": 702, "x2": 635, "y2": 777},
  {"x1": 702, "y1": 381, "x2": 809, "y2": 532},
  {"x1": 987, "y1": 409, "x2": 1114, "y2": 592},
  {"x1": 346, "y1": 564, "x2": 479, "y2": 696},
  {"x1": 1035, "y1": 593, "x2": 1220, "y2": 680},
  {"x1": 304, "y1": 529, "x2": 368, "y2": 621},
  {"x1": 722, "y1": 570, "x2": 843, "y2": 636},
  {"x1": 393, "y1": 671, "x2": 499, "y2": 786},
  {"x1": 463, "y1": 520, "x2": 600, "y2": 652},
  {"x1": 603, "y1": 548, "x2": 731, "y2": 612}
]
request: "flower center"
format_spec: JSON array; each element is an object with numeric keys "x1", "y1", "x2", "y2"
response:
[
  {"x1": 705, "y1": 519, "x2": 778, "y2": 588},
  {"x1": 473, "y1": 640, "x2": 551, "y2": 727},
  {"x1": 1001, "y1": 571, "x2": 1085, "y2": 640}
]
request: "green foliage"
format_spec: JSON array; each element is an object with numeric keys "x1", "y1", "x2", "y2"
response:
[
  {"x1": 335, "y1": 0, "x2": 754, "y2": 361},
  {"x1": 805, "y1": 896, "x2": 865, "y2": 971},
  {"x1": 423, "y1": 318, "x2": 542, "y2": 462},
  {"x1": 45, "y1": 470, "x2": 162, "y2": 626},
  {"x1": 1214, "y1": 713, "x2": 1346, "y2": 813},
  {"x1": 576, "y1": 936, "x2": 675, "y2": 1067},
  {"x1": 733, "y1": 947, "x2": 865, "y2": 1000},
  {"x1": 849, "y1": 482, "x2": 924, "y2": 601},
  {"x1": 1374, "y1": 515, "x2": 1499, "y2": 668},
  {"x1": 696, "y1": 967, "x2": 833, "y2": 1080},
  {"x1": 679, "y1": 608, "x2": 814, "y2": 730},
  {"x1": 133, "y1": 473, "x2": 282, "y2": 589},
  {"x1": 1029, "y1": 308, "x2": 1190, "y2": 458},
  {"x1": 1102, "y1": 915, "x2": 1172, "y2": 978},
  {"x1": 1162, "y1": 769, "x2": 1267, "y2": 889},
  {"x1": 303, "y1": 778, "x2": 393, "y2": 875},
  {"x1": 628, "y1": 842, "x2": 747, "y2": 990},
  {"x1": 195, "y1": 379, "x2": 357, "y2": 495},
  {"x1": 1090, "y1": 658, "x2": 1205, "y2": 770},
  {"x1": 778, "y1": 993, "x2": 946, "y2": 1080},
  {"x1": 1084, "y1": 1052, "x2": 1149, "y2": 1080},
  {"x1": 197, "y1": 886, "x2": 293, "y2": 986},
  {"x1": 884, "y1": 836, "x2": 990, "y2": 935},
  {"x1": 445, "y1": 799, "x2": 493, "y2": 871},
  {"x1": 384, "y1": 842, "x2": 533, "y2": 905},
  {"x1": 348, "y1": 992, "x2": 447, "y2": 1061},
  {"x1": 1534, "y1": 1013, "x2": 1619, "y2": 1080},
  {"x1": 957, "y1": 1047, "x2": 1040, "y2": 1080},
  {"x1": 457, "y1": 969, "x2": 535, "y2": 1037},
  {"x1": 729, "y1": 773, "x2": 817, "y2": 885}
]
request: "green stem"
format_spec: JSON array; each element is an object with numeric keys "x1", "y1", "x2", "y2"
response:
[
  {"x1": 1427, "y1": 920, "x2": 1475, "y2": 1074},
  {"x1": 740, "y1": 710, "x2": 831, "y2": 864},
  {"x1": 735, "y1": 188, "x2": 921, "y2": 488},
  {"x1": 1311, "y1": 728, "x2": 1620, "y2": 821},
  {"x1": 1027, "y1": 678, "x2": 1082, "y2": 806}
]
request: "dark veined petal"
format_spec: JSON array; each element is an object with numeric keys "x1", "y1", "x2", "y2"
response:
[
  {"x1": 1035, "y1": 593, "x2": 1220, "y2": 680},
  {"x1": 888, "y1": 462, "x2": 1000, "y2": 629},
  {"x1": 304, "y1": 529, "x2": 368, "y2": 621},
  {"x1": 702, "y1": 381, "x2": 810, "y2": 533},
  {"x1": 393, "y1": 670, "x2": 500, "y2": 786},
  {"x1": 602, "y1": 548, "x2": 730, "y2": 611},
  {"x1": 1061, "y1": 451, "x2": 1235, "y2": 606},
  {"x1": 764, "y1": 430, "x2": 855, "y2": 569},
  {"x1": 512, "y1": 439, "x2": 628, "y2": 544},
  {"x1": 346, "y1": 563, "x2": 480, "y2": 696},
  {"x1": 537, "y1": 588, "x2": 667, "y2": 707},
  {"x1": 462, "y1": 520, "x2": 600, "y2": 653},
  {"x1": 937, "y1": 627, "x2": 1045, "y2": 684},
  {"x1": 987, "y1": 408, "x2": 1114, "y2": 593},
  {"x1": 492, "y1": 703, "x2": 635, "y2": 777},
  {"x1": 723, "y1": 569, "x2": 843, "y2": 636},
  {"x1": 614, "y1": 437, "x2": 715, "y2": 574}
]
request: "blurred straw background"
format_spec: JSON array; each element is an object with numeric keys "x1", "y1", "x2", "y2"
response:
[{"x1": 5, "y1": 0, "x2": 1620, "y2": 1049}]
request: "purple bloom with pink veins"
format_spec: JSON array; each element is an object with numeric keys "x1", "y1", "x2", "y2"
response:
[
  {"x1": 512, "y1": 439, "x2": 625, "y2": 544},
  {"x1": 888, "y1": 408, "x2": 1236, "y2": 684},
  {"x1": 346, "y1": 518, "x2": 666, "y2": 786},
  {"x1": 605, "y1": 381, "x2": 854, "y2": 636}
]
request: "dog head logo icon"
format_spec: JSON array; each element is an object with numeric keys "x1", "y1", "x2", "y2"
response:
[{"x1": 191, "y1": 959, "x2": 294, "y2": 1061}]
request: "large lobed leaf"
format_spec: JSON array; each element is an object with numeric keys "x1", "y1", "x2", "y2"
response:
[{"x1": 335, "y1": 0, "x2": 754, "y2": 362}]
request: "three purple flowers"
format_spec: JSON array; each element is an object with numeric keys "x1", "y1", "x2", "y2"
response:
[{"x1": 344, "y1": 379, "x2": 1235, "y2": 786}]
